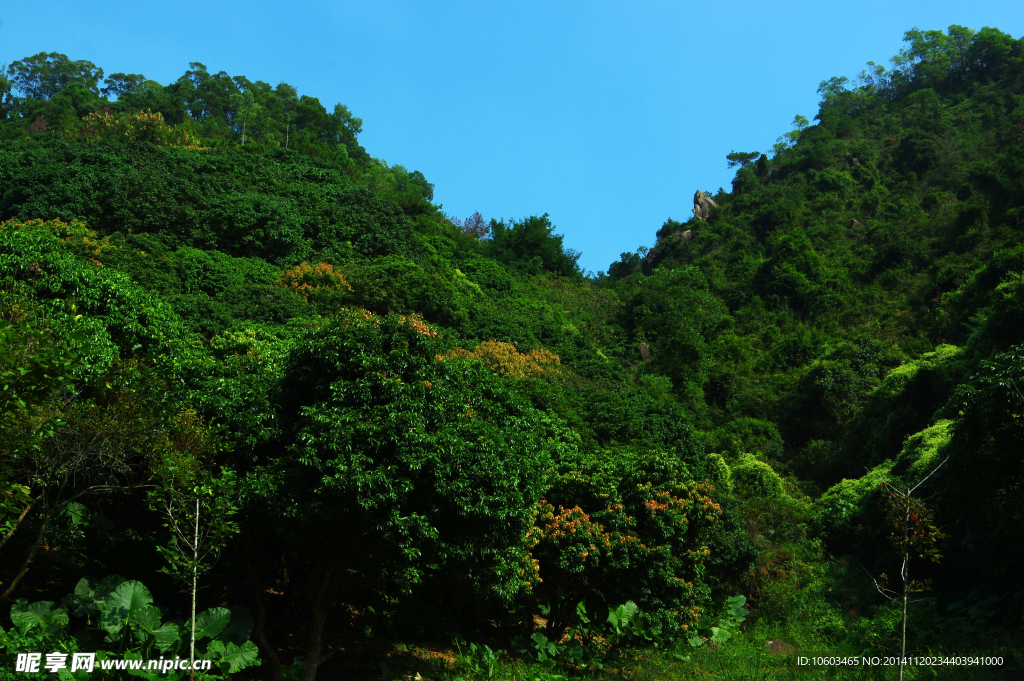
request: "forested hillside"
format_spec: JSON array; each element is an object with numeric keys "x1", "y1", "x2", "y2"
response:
[{"x1": 1, "y1": 26, "x2": 1023, "y2": 680}]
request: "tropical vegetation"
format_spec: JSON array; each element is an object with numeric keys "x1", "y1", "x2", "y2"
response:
[{"x1": 1, "y1": 25, "x2": 1023, "y2": 679}]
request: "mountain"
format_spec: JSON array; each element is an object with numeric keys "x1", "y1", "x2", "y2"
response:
[{"x1": 1, "y1": 25, "x2": 1022, "y2": 679}]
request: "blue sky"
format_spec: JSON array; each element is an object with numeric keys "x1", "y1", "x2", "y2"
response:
[{"x1": 2, "y1": 1, "x2": 1021, "y2": 274}]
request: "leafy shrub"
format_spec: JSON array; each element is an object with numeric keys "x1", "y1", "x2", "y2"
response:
[
  {"x1": 487, "y1": 214, "x2": 581, "y2": 277},
  {"x1": 730, "y1": 455, "x2": 784, "y2": 499},
  {"x1": 250, "y1": 309, "x2": 559, "y2": 606},
  {"x1": 0, "y1": 140, "x2": 417, "y2": 264},
  {"x1": 700, "y1": 508, "x2": 759, "y2": 594},
  {"x1": 936, "y1": 344, "x2": 1024, "y2": 582},
  {"x1": 814, "y1": 167, "x2": 856, "y2": 194},
  {"x1": 173, "y1": 323, "x2": 295, "y2": 453},
  {"x1": 839, "y1": 344, "x2": 964, "y2": 470},
  {"x1": 79, "y1": 109, "x2": 204, "y2": 148},
  {"x1": 621, "y1": 266, "x2": 729, "y2": 393},
  {"x1": 704, "y1": 454, "x2": 732, "y2": 495},
  {"x1": 890, "y1": 420, "x2": 952, "y2": 482},
  {"x1": 510, "y1": 599, "x2": 661, "y2": 672},
  {"x1": 0, "y1": 576, "x2": 259, "y2": 680},
  {"x1": 344, "y1": 255, "x2": 467, "y2": 328},
  {"x1": 456, "y1": 257, "x2": 515, "y2": 295},
  {"x1": 445, "y1": 340, "x2": 562, "y2": 378},
  {"x1": 535, "y1": 446, "x2": 724, "y2": 637},
  {"x1": 0, "y1": 218, "x2": 189, "y2": 380},
  {"x1": 815, "y1": 460, "x2": 893, "y2": 559},
  {"x1": 707, "y1": 417, "x2": 784, "y2": 462},
  {"x1": 788, "y1": 338, "x2": 903, "y2": 471}
]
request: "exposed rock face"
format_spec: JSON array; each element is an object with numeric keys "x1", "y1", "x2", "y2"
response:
[
  {"x1": 693, "y1": 190, "x2": 718, "y2": 220},
  {"x1": 847, "y1": 219, "x2": 866, "y2": 239},
  {"x1": 641, "y1": 195, "x2": 707, "y2": 276},
  {"x1": 641, "y1": 229, "x2": 695, "y2": 275},
  {"x1": 765, "y1": 640, "x2": 796, "y2": 656},
  {"x1": 641, "y1": 245, "x2": 663, "y2": 276},
  {"x1": 639, "y1": 342, "x2": 652, "y2": 361}
]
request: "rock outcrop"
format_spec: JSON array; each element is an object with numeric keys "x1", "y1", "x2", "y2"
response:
[
  {"x1": 848, "y1": 219, "x2": 865, "y2": 240},
  {"x1": 765, "y1": 640, "x2": 796, "y2": 656},
  {"x1": 640, "y1": 195, "x2": 705, "y2": 275},
  {"x1": 640, "y1": 246, "x2": 663, "y2": 276},
  {"x1": 693, "y1": 190, "x2": 718, "y2": 220}
]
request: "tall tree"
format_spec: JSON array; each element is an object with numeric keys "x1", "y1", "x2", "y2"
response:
[
  {"x1": 6, "y1": 52, "x2": 104, "y2": 100},
  {"x1": 229, "y1": 90, "x2": 256, "y2": 145},
  {"x1": 150, "y1": 462, "x2": 239, "y2": 680},
  {"x1": 277, "y1": 83, "x2": 299, "y2": 149}
]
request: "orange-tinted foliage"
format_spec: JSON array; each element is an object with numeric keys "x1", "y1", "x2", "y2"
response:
[{"x1": 443, "y1": 340, "x2": 561, "y2": 378}]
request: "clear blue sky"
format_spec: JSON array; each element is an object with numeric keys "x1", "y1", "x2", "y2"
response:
[{"x1": 2, "y1": 1, "x2": 1021, "y2": 274}]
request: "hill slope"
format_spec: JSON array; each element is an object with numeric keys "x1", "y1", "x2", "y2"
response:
[{"x1": 1, "y1": 25, "x2": 1023, "y2": 679}]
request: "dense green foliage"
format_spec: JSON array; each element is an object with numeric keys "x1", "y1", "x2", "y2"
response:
[{"x1": 2, "y1": 25, "x2": 1024, "y2": 680}]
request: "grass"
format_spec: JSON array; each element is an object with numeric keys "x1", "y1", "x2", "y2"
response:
[{"x1": 384, "y1": 614, "x2": 1023, "y2": 681}]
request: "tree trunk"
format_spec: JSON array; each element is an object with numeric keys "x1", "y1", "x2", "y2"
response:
[
  {"x1": 299, "y1": 561, "x2": 339, "y2": 681},
  {"x1": 0, "y1": 490, "x2": 42, "y2": 552},
  {"x1": 191, "y1": 496, "x2": 199, "y2": 681},
  {"x1": 239, "y1": 546, "x2": 284, "y2": 681},
  {"x1": 899, "y1": 508, "x2": 910, "y2": 681},
  {"x1": 0, "y1": 500, "x2": 49, "y2": 604}
]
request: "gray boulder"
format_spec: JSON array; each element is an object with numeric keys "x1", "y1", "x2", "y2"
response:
[{"x1": 693, "y1": 190, "x2": 718, "y2": 220}]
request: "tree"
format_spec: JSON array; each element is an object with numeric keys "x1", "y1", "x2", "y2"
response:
[
  {"x1": 331, "y1": 102, "x2": 362, "y2": 138},
  {"x1": 725, "y1": 150, "x2": 760, "y2": 168},
  {"x1": 277, "y1": 83, "x2": 299, "y2": 149},
  {"x1": 0, "y1": 71, "x2": 15, "y2": 120},
  {"x1": 773, "y1": 115, "x2": 809, "y2": 156},
  {"x1": 101, "y1": 72, "x2": 147, "y2": 99},
  {"x1": 487, "y1": 214, "x2": 581, "y2": 277},
  {"x1": 869, "y1": 458, "x2": 948, "y2": 681},
  {"x1": 230, "y1": 90, "x2": 256, "y2": 145},
  {"x1": 0, "y1": 290, "x2": 86, "y2": 601},
  {"x1": 241, "y1": 310, "x2": 556, "y2": 680},
  {"x1": 6, "y1": 52, "x2": 104, "y2": 101},
  {"x1": 150, "y1": 459, "x2": 239, "y2": 680},
  {"x1": 937, "y1": 344, "x2": 1024, "y2": 580},
  {"x1": 461, "y1": 211, "x2": 490, "y2": 239}
]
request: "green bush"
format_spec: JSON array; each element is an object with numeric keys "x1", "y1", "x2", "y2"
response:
[
  {"x1": 249, "y1": 309, "x2": 558, "y2": 606},
  {"x1": 0, "y1": 140, "x2": 417, "y2": 264},
  {"x1": 730, "y1": 454, "x2": 784, "y2": 499},
  {"x1": 0, "y1": 576, "x2": 260, "y2": 680},
  {"x1": 839, "y1": 344, "x2": 964, "y2": 471},
  {"x1": 535, "y1": 445, "x2": 724, "y2": 637},
  {"x1": 890, "y1": 419, "x2": 953, "y2": 483},
  {"x1": 344, "y1": 255, "x2": 468, "y2": 329}
]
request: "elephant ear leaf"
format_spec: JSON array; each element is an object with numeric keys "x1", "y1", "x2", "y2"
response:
[
  {"x1": 153, "y1": 622, "x2": 182, "y2": 654},
  {"x1": 110, "y1": 580, "x2": 153, "y2": 616},
  {"x1": 66, "y1": 575, "x2": 126, "y2": 618},
  {"x1": 130, "y1": 605, "x2": 163, "y2": 640},
  {"x1": 101, "y1": 580, "x2": 152, "y2": 635},
  {"x1": 192, "y1": 607, "x2": 231, "y2": 640},
  {"x1": 11, "y1": 599, "x2": 67, "y2": 635},
  {"x1": 208, "y1": 640, "x2": 261, "y2": 674},
  {"x1": 67, "y1": 578, "x2": 98, "y2": 617}
]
